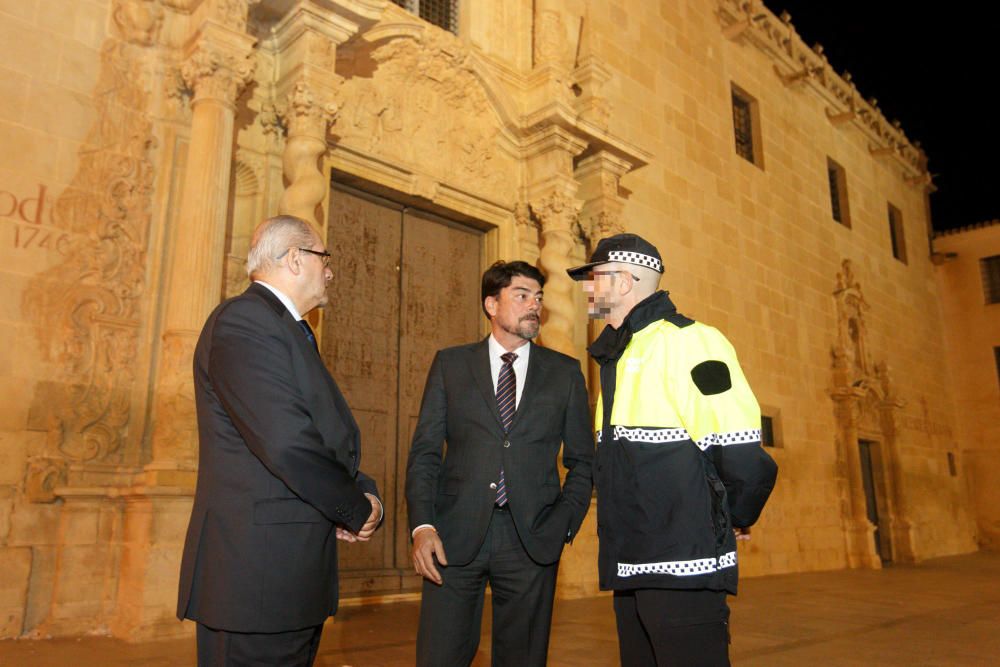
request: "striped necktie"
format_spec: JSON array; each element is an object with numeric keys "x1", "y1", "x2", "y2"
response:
[{"x1": 495, "y1": 351, "x2": 517, "y2": 506}]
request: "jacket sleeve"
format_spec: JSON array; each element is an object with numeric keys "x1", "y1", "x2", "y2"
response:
[
  {"x1": 671, "y1": 326, "x2": 778, "y2": 528},
  {"x1": 558, "y1": 361, "x2": 595, "y2": 541},
  {"x1": 404, "y1": 351, "x2": 448, "y2": 531},
  {"x1": 208, "y1": 299, "x2": 374, "y2": 533}
]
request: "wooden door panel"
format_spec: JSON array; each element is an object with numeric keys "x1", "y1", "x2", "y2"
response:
[
  {"x1": 396, "y1": 210, "x2": 483, "y2": 568},
  {"x1": 323, "y1": 186, "x2": 402, "y2": 573}
]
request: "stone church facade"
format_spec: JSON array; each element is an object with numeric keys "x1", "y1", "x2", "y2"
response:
[{"x1": 0, "y1": 0, "x2": 982, "y2": 640}]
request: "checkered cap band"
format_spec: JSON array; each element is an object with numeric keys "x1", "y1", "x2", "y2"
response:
[{"x1": 607, "y1": 250, "x2": 663, "y2": 273}]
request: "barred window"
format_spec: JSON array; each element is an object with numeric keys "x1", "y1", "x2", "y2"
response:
[
  {"x1": 888, "y1": 203, "x2": 907, "y2": 264},
  {"x1": 393, "y1": 0, "x2": 459, "y2": 34},
  {"x1": 827, "y1": 158, "x2": 851, "y2": 227},
  {"x1": 982, "y1": 255, "x2": 1000, "y2": 304},
  {"x1": 731, "y1": 84, "x2": 763, "y2": 168}
]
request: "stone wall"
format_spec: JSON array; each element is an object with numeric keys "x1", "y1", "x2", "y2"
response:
[{"x1": 933, "y1": 222, "x2": 1000, "y2": 549}]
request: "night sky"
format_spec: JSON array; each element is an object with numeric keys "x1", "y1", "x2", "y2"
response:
[{"x1": 768, "y1": 2, "x2": 997, "y2": 231}]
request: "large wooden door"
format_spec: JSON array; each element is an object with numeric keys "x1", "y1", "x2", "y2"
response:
[{"x1": 323, "y1": 184, "x2": 483, "y2": 595}]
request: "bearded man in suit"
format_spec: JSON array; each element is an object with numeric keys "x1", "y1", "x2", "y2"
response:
[
  {"x1": 406, "y1": 260, "x2": 594, "y2": 667},
  {"x1": 177, "y1": 215, "x2": 383, "y2": 666}
]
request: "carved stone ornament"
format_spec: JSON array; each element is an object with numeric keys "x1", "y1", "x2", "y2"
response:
[
  {"x1": 531, "y1": 191, "x2": 581, "y2": 234},
  {"x1": 279, "y1": 80, "x2": 339, "y2": 139},
  {"x1": 832, "y1": 259, "x2": 872, "y2": 381},
  {"x1": 180, "y1": 43, "x2": 257, "y2": 105},
  {"x1": 24, "y1": 457, "x2": 70, "y2": 503},
  {"x1": 112, "y1": 0, "x2": 164, "y2": 46},
  {"x1": 336, "y1": 29, "x2": 517, "y2": 204},
  {"x1": 587, "y1": 210, "x2": 624, "y2": 246},
  {"x1": 23, "y1": 32, "x2": 156, "y2": 466}
]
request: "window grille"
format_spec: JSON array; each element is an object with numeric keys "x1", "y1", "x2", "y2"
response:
[
  {"x1": 982, "y1": 256, "x2": 1000, "y2": 304},
  {"x1": 731, "y1": 84, "x2": 763, "y2": 168},
  {"x1": 733, "y1": 96, "x2": 754, "y2": 161},
  {"x1": 392, "y1": 0, "x2": 459, "y2": 34}
]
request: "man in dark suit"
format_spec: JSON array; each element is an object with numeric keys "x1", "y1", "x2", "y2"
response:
[
  {"x1": 406, "y1": 260, "x2": 594, "y2": 666},
  {"x1": 177, "y1": 215, "x2": 382, "y2": 666}
]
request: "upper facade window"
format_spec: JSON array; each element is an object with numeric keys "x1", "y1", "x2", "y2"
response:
[
  {"x1": 887, "y1": 203, "x2": 907, "y2": 264},
  {"x1": 393, "y1": 0, "x2": 458, "y2": 34},
  {"x1": 827, "y1": 158, "x2": 851, "y2": 228},
  {"x1": 981, "y1": 255, "x2": 1000, "y2": 304},
  {"x1": 731, "y1": 83, "x2": 764, "y2": 168}
]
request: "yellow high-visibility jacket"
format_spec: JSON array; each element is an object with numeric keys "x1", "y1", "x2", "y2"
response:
[{"x1": 590, "y1": 291, "x2": 777, "y2": 593}]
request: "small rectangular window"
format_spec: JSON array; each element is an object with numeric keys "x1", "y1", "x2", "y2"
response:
[
  {"x1": 392, "y1": 0, "x2": 459, "y2": 34},
  {"x1": 888, "y1": 203, "x2": 907, "y2": 264},
  {"x1": 947, "y1": 452, "x2": 957, "y2": 477},
  {"x1": 995, "y1": 346, "x2": 1000, "y2": 389},
  {"x1": 982, "y1": 256, "x2": 1000, "y2": 304},
  {"x1": 761, "y1": 415, "x2": 775, "y2": 447},
  {"x1": 827, "y1": 158, "x2": 851, "y2": 227},
  {"x1": 731, "y1": 84, "x2": 764, "y2": 168}
]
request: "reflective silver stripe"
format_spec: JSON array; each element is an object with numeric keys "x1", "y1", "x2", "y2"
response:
[
  {"x1": 612, "y1": 425, "x2": 690, "y2": 443},
  {"x1": 693, "y1": 429, "x2": 761, "y2": 451},
  {"x1": 617, "y1": 551, "x2": 737, "y2": 578}
]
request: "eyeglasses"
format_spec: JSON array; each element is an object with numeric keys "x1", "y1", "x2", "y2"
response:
[
  {"x1": 298, "y1": 248, "x2": 331, "y2": 267},
  {"x1": 589, "y1": 270, "x2": 639, "y2": 282}
]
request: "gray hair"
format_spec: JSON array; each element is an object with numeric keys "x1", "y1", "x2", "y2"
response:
[{"x1": 246, "y1": 215, "x2": 320, "y2": 279}]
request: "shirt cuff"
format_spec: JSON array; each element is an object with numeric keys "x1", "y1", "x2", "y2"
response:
[{"x1": 412, "y1": 524, "x2": 436, "y2": 539}]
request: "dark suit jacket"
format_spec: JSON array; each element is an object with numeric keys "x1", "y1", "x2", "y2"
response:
[
  {"x1": 177, "y1": 283, "x2": 379, "y2": 633},
  {"x1": 405, "y1": 338, "x2": 594, "y2": 566}
]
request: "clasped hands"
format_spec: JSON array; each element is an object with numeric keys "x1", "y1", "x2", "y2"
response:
[{"x1": 335, "y1": 493, "x2": 382, "y2": 543}]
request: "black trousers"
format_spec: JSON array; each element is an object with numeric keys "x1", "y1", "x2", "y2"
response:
[
  {"x1": 416, "y1": 506, "x2": 560, "y2": 667},
  {"x1": 613, "y1": 589, "x2": 730, "y2": 667},
  {"x1": 196, "y1": 622, "x2": 323, "y2": 667}
]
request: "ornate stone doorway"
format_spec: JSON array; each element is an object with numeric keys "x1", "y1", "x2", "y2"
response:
[
  {"x1": 322, "y1": 182, "x2": 484, "y2": 595},
  {"x1": 831, "y1": 260, "x2": 914, "y2": 568}
]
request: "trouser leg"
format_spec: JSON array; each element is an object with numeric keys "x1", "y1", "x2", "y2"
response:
[
  {"x1": 634, "y1": 589, "x2": 730, "y2": 667},
  {"x1": 613, "y1": 590, "x2": 657, "y2": 667},
  {"x1": 487, "y1": 508, "x2": 559, "y2": 667},
  {"x1": 416, "y1": 531, "x2": 490, "y2": 667},
  {"x1": 196, "y1": 623, "x2": 323, "y2": 667}
]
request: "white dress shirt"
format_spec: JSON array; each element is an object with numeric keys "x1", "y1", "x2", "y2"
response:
[{"x1": 412, "y1": 335, "x2": 531, "y2": 538}]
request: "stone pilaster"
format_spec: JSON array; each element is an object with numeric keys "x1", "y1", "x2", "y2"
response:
[{"x1": 147, "y1": 2, "x2": 256, "y2": 478}]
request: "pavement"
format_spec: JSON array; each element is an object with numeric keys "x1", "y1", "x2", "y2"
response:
[{"x1": 1, "y1": 550, "x2": 997, "y2": 666}]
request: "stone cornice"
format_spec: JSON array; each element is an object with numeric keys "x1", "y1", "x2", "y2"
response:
[
  {"x1": 933, "y1": 219, "x2": 1000, "y2": 238},
  {"x1": 717, "y1": 0, "x2": 930, "y2": 184}
]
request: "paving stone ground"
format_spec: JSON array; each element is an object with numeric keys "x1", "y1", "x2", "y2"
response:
[{"x1": 2, "y1": 551, "x2": 997, "y2": 666}]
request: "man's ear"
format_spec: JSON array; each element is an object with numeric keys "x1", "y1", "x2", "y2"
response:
[
  {"x1": 484, "y1": 296, "x2": 497, "y2": 318},
  {"x1": 285, "y1": 247, "x2": 303, "y2": 276}
]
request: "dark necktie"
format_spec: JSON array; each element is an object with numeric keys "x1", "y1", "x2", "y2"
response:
[
  {"x1": 495, "y1": 351, "x2": 517, "y2": 506},
  {"x1": 297, "y1": 319, "x2": 318, "y2": 353}
]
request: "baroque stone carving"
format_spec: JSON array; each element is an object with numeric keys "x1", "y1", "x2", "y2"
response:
[
  {"x1": 24, "y1": 457, "x2": 69, "y2": 503},
  {"x1": 23, "y1": 38, "x2": 157, "y2": 465},
  {"x1": 181, "y1": 42, "x2": 257, "y2": 105},
  {"x1": 112, "y1": 0, "x2": 164, "y2": 46},
  {"x1": 336, "y1": 29, "x2": 517, "y2": 204}
]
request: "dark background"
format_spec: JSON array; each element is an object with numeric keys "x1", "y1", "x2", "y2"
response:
[{"x1": 768, "y1": 2, "x2": 996, "y2": 231}]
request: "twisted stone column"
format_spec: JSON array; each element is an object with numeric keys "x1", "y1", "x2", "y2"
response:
[
  {"x1": 278, "y1": 81, "x2": 338, "y2": 226},
  {"x1": 533, "y1": 191, "x2": 581, "y2": 357}
]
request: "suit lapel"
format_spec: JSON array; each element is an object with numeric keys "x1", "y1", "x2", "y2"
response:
[
  {"x1": 469, "y1": 338, "x2": 505, "y2": 431},
  {"x1": 508, "y1": 343, "x2": 549, "y2": 433}
]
